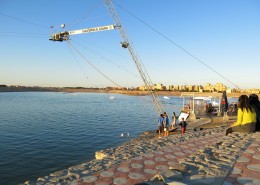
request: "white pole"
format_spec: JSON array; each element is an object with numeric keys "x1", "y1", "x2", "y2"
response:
[{"x1": 193, "y1": 94, "x2": 195, "y2": 113}]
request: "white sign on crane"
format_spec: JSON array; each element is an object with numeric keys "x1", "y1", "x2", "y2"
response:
[{"x1": 49, "y1": 24, "x2": 116, "y2": 42}]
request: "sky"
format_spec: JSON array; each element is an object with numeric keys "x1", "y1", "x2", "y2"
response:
[{"x1": 0, "y1": 0, "x2": 259, "y2": 89}]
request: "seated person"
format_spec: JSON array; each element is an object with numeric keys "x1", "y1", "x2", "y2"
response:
[{"x1": 226, "y1": 95, "x2": 256, "y2": 135}]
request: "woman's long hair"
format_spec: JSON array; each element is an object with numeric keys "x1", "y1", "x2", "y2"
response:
[{"x1": 238, "y1": 95, "x2": 254, "y2": 112}]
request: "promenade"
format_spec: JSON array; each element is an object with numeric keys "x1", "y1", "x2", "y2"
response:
[{"x1": 26, "y1": 117, "x2": 260, "y2": 185}]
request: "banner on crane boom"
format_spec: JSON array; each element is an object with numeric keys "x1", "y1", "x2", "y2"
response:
[{"x1": 68, "y1": 25, "x2": 115, "y2": 35}]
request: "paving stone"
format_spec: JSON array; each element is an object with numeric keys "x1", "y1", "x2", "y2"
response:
[
  {"x1": 156, "y1": 165, "x2": 168, "y2": 171},
  {"x1": 174, "y1": 152, "x2": 185, "y2": 156},
  {"x1": 171, "y1": 147, "x2": 181, "y2": 151},
  {"x1": 155, "y1": 157, "x2": 167, "y2": 162},
  {"x1": 154, "y1": 151, "x2": 165, "y2": 155},
  {"x1": 244, "y1": 149, "x2": 255, "y2": 154},
  {"x1": 131, "y1": 163, "x2": 143, "y2": 169},
  {"x1": 163, "y1": 149, "x2": 173, "y2": 153},
  {"x1": 143, "y1": 168, "x2": 157, "y2": 175},
  {"x1": 143, "y1": 153, "x2": 154, "y2": 158},
  {"x1": 167, "y1": 161, "x2": 177, "y2": 166},
  {"x1": 132, "y1": 156, "x2": 144, "y2": 160},
  {"x1": 100, "y1": 171, "x2": 114, "y2": 177},
  {"x1": 95, "y1": 183, "x2": 110, "y2": 185},
  {"x1": 113, "y1": 177, "x2": 128, "y2": 185},
  {"x1": 117, "y1": 167, "x2": 130, "y2": 173},
  {"x1": 250, "y1": 145, "x2": 259, "y2": 149},
  {"x1": 81, "y1": 176, "x2": 98, "y2": 183},
  {"x1": 252, "y1": 155, "x2": 260, "y2": 160},
  {"x1": 165, "y1": 155, "x2": 176, "y2": 159},
  {"x1": 237, "y1": 156, "x2": 250, "y2": 163},
  {"x1": 182, "y1": 150, "x2": 193, "y2": 154},
  {"x1": 247, "y1": 164, "x2": 260, "y2": 172},
  {"x1": 144, "y1": 160, "x2": 156, "y2": 165},
  {"x1": 231, "y1": 167, "x2": 242, "y2": 175},
  {"x1": 128, "y1": 172, "x2": 144, "y2": 179}
]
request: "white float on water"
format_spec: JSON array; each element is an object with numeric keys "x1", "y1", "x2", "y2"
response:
[{"x1": 163, "y1": 96, "x2": 170, "y2": 99}]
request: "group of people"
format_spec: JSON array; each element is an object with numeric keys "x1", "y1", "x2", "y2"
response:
[
  {"x1": 157, "y1": 93, "x2": 260, "y2": 138},
  {"x1": 158, "y1": 112, "x2": 188, "y2": 138},
  {"x1": 226, "y1": 94, "x2": 260, "y2": 135},
  {"x1": 204, "y1": 102, "x2": 213, "y2": 114}
]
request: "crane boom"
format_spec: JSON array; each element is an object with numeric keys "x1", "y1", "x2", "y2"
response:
[
  {"x1": 49, "y1": 24, "x2": 115, "y2": 42},
  {"x1": 104, "y1": 0, "x2": 162, "y2": 114}
]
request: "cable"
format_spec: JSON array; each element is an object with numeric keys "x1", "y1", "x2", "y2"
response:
[
  {"x1": 66, "y1": 40, "x2": 122, "y2": 88},
  {"x1": 113, "y1": 1, "x2": 240, "y2": 90},
  {"x1": 66, "y1": 0, "x2": 103, "y2": 29},
  {"x1": 0, "y1": 34, "x2": 48, "y2": 38},
  {"x1": 0, "y1": 32, "x2": 47, "y2": 36},
  {"x1": 72, "y1": 38, "x2": 140, "y2": 79},
  {"x1": 65, "y1": 43, "x2": 90, "y2": 81},
  {"x1": 0, "y1": 32, "x2": 48, "y2": 38},
  {"x1": 0, "y1": 13, "x2": 49, "y2": 29}
]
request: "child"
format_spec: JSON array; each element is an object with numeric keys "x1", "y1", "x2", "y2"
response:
[{"x1": 179, "y1": 117, "x2": 188, "y2": 134}]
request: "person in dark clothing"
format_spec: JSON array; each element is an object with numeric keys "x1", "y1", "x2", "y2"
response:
[
  {"x1": 249, "y1": 94, "x2": 260, "y2": 131},
  {"x1": 157, "y1": 114, "x2": 164, "y2": 138},
  {"x1": 179, "y1": 117, "x2": 188, "y2": 134}
]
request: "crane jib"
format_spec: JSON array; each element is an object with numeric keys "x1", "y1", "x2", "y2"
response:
[{"x1": 68, "y1": 25, "x2": 115, "y2": 35}]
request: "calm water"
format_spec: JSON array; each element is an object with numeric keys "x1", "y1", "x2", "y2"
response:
[{"x1": 0, "y1": 92, "x2": 184, "y2": 185}]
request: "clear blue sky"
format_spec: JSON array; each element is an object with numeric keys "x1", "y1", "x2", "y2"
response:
[{"x1": 1, "y1": 0, "x2": 259, "y2": 89}]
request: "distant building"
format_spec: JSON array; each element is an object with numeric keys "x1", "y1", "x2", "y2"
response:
[
  {"x1": 166, "y1": 85, "x2": 174, "y2": 91},
  {"x1": 153, "y1": 83, "x2": 165, "y2": 91},
  {"x1": 187, "y1": 85, "x2": 194, "y2": 92},
  {"x1": 203, "y1": 83, "x2": 214, "y2": 92},
  {"x1": 214, "y1": 83, "x2": 227, "y2": 92}
]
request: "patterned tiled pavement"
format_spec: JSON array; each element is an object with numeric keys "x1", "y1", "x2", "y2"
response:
[
  {"x1": 223, "y1": 133, "x2": 260, "y2": 185},
  {"x1": 75, "y1": 131, "x2": 260, "y2": 185},
  {"x1": 77, "y1": 132, "x2": 226, "y2": 185}
]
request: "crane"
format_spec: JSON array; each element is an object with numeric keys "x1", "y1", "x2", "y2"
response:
[
  {"x1": 49, "y1": 24, "x2": 116, "y2": 42},
  {"x1": 49, "y1": 0, "x2": 163, "y2": 114}
]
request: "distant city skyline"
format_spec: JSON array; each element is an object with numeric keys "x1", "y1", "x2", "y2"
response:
[{"x1": 1, "y1": 0, "x2": 260, "y2": 89}]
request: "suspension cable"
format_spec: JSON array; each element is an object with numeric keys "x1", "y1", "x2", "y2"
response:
[
  {"x1": 0, "y1": 13, "x2": 49, "y2": 29},
  {"x1": 66, "y1": 0, "x2": 104, "y2": 29},
  {"x1": 72, "y1": 38, "x2": 140, "y2": 79},
  {"x1": 66, "y1": 40, "x2": 122, "y2": 88},
  {"x1": 113, "y1": 1, "x2": 240, "y2": 90}
]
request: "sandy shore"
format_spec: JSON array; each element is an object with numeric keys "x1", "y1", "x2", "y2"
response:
[
  {"x1": 63, "y1": 89, "x2": 256, "y2": 98},
  {"x1": 23, "y1": 115, "x2": 260, "y2": 185},
  {"x1": 2, "y1": 86, "x2": 258, "y2": 98}
]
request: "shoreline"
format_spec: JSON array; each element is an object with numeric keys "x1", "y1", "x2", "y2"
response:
[
  {"x1": 0, "y1": 87, "x2": 257, "y2": 98},
  {"x1": 23, "y1": 116, "x2": 239, "y2": 184},
  {"x1": 24, "y1": 117, "x2": 260, "y2": 185}
]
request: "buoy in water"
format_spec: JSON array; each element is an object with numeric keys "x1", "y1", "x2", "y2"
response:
[{"x1": 120, "y1": 133, "x2": 129, "y2": 137}]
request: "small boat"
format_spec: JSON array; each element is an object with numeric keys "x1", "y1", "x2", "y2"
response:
[
  {"x1": 163, "y1": 96, "x2": 170, "y2": 99},
  {"x1": 109, "y1": 96, "x2": 115, "y2": 99}
]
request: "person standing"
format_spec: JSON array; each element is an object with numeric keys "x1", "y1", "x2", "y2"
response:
[
  {"x1": 226, "y1": 95, "x2": 256, "y2": 135},
  {"x1": 179, "y1": 117, "x2": 188, "y2": 134},
  {"x1": 157, "y1": 114, "x2": 164, "y2": 138},
  {"x1": 171, "y1": 112, "x2": 177, "y2": 129},
  {"x1": 163, "y1": 112, "x2": 169, "y2": 136}
]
